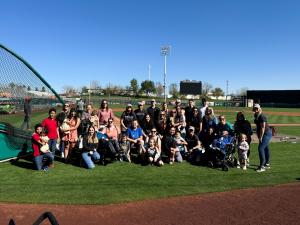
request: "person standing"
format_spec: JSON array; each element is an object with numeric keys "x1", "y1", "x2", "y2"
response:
[
  {"x1": 253, "y1": 104, "x2": 272, "y2": 172},
  {"x1": 21, "y1": 97, "x2": 32, "y2": 130},
  {"x1": 147, "y1": 99, "x2": 160, "y2": 126},
  {"x1": 77, "y1": 98, "x2": 85, "y2": 118},
  {"x1": 98, "y1": 99, "x2": 114, "y2": 126},
  {"x1": 134, "y1": 101, "x2": 147, "y2": 126},
  {"x1": 41, "y1": 108, "x2": 59, "y2": 154}
]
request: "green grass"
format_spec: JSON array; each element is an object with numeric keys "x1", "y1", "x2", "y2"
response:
[
  {"x1": 276, "y1": 127, "x2": 300, "y2": 137},
  {"x1": 0, "y1": 142, "x2": 299, "y2": 205}
]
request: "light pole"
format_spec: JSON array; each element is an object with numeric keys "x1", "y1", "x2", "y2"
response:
[{"x1": 160, "y1": 45, "x2": 170, "y2": 102}]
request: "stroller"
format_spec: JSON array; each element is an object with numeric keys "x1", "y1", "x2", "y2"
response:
[{"x1": 207, "y1": 132, "x2": 237, "y2": 171}]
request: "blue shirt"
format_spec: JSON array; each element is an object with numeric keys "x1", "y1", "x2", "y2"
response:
[
  {"x1": 126, "y1": 127, "x2": 143, "y2": 140},
  {"x1": 97, "y1": 132, "x2": 109, "y2": 140}
]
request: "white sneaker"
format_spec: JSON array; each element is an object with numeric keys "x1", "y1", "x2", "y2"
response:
[
  {"x1": 242, "y1": 166, "x2": 247, "y2": 170},
  {"x1": 61, "y1": 152, "x2": 65, "y2": 158},
  {"x1": 237, "y1": 165, "x2": 240, "y2": 169},
  {"x1": 256, "y1": 167, "x2": 266, "y2": 173},
  {"x1": 265, "y1": 164, "x2": 271, "y2": 169}
]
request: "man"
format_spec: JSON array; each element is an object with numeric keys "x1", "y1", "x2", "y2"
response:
[
  {"x1": 185, "y1": 126, "x2": 204, "y2": 164},
  {"x1": 134, "y1": 101, "x2": 146, "y2": 126},
  {"x1": 162, "y1": 126, "x2": 183, "y2": 164},
  {"x1": 184, "y1": 99, "x2": 196, "y2": 125},
  {"x1": 126, "y1": 119, "x2": 144, "y2": 156},
  {"x1": 21, "y1": 96, "x2": 32, "y2": 130},
  {"x1": 147, "y1": 99, "x2": 160, "y2": 126}
]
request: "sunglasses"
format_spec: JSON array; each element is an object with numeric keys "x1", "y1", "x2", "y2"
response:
[{"x1": 151, "y1": 130, "x2": 157, "y2": 132}]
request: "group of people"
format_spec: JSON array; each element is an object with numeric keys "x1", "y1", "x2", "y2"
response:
[{"x1": 31, "y1": 98, "x2": 272, "y2": 172}]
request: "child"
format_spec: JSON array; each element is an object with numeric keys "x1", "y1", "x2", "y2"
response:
[
  {"x1": 174, "y1": 131, "x2": 188, "y2": 158},
  {"x1": 147, "y1": 138, "x2": 164, "y2": 166},
  {"x1": 89, "y1": 110, "x2": 100, "y2": 131},
  {"x1": 60, "y1": 118, "x2": 70, "y2": 134},
  {"x1": 119, "y1": 135, "x2": 131, "y2": 162},
  {"x1": 40, "y1": 130, "x2": 50, "y2": 153},
  {"x1": 237, "y1": 133, "x2": 249, "y2": 170}
]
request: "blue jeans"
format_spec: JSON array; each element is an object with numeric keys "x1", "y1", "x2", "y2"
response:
[
  {"x1": 34, "y1": 152, "x2": 54, "y2": 170},
  {"x1": 48, "y1": 139, "x2": 57, "y2": 153},
  {"x1": 258, "y1": 130, "x2": 272, "y2": 167},
  {"x1": 82, "y1": 151, "x2": 101, "y2": 169}
]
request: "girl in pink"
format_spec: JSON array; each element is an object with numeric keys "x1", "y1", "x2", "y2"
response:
[{"x1": 98, "y1": 99, "x2": 114, "y2": 125}]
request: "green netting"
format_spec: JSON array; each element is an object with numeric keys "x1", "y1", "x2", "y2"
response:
[{"x1": 0, "y1": 44, "x2": 63, "y2": 161}]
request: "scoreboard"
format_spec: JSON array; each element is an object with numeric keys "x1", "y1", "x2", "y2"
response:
[{"x1": 180, "y1": 80, "x2": 202, "y2": 95}]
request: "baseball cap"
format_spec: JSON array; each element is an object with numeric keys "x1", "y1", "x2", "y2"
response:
[
  {"x1": 138, "y1": 102, "x2": 143, "y2": 106},
  {"x1": 188, "y1": 126, "x2": 195, "y2": 131},
  {"x1": 176, "y1": 99, "x2": 181, "y2": 103},
  {"x1": 151, "y1": 99, "x2": 156, "y2": 102},
  {"x1": 253, "y1": 104, "x2": 261, "y2": 110},
  {"x1": 127, "y1": 103, "x2": 132, "y2": 107}
]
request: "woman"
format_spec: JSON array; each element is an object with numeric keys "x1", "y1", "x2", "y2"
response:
[
  {"x1": 234, "y1": 111, "x2": 253, "y2": 159},
  {"x1": 81, "y1": 125, "x2": 101, "y2": 169},
  {"x1": 140, "y1": 113, "x2": 154, "y2": 138},
  {"x1": 105, "y1": 118, "x2": 121, "y2": 154},
  {"x1": 120, "y1": 104, "x2": 137, "y2": 133},
  {"x1": 31, "y1": 124, "x2": 54, "y2": 171},
  {"x1": 253, "y1": 104, "x2": 272, "y2": 172},
  {"x1": 65, "y1": 108, "x2": 81, "y2": 160},
  {"x1": 200, "y1": 107, "x2": 217, "y2": 141},
  {"x1": 98, "y1": 99, "x2": 114, "y2": 125}
]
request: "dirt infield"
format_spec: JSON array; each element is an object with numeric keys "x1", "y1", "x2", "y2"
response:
[{"x1": 0, "y1": 182, "x2": 299, "y2": 225}]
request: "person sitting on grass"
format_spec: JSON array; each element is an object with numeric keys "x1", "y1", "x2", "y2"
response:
[
  {"x1": 97, "y1": 125, "x2": 118, "y2": 165},
  {"x1": 126, "y1": 119, "x2": 145, "y2": 161},
  {"x1": 162, "y1": 126, "x2": 183, "y2": 164},
  {"x1": 119, "y1": 135, "x2": 131, "y2": 162},
  {"x1": 81, "y1": 125, "x2": 101, "y2": 169},
  {"x1": 31, "y1": 124, "x2": 54, "y2": 171},
  {"x1": 146, "y1": 138, "x2": 164, "y2": 166},
  {"x1": 185, "y1": 126, "x2": 205, "y2": 164}
]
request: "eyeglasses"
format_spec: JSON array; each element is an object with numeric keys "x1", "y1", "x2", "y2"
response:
[{"x1": 151, "y1": 130, "x2": 157, "y2": 133}]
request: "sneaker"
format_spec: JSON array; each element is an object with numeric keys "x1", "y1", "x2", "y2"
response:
[
  {"x1": 242, "y1": 166, "x2": 247, "y2": 170},
  {"x1": 169, "y1": 161, "x2": 173, "y2": 165},
  {"x1": 43, "y1": 166, "x2": 49, "y2": 172},
  {"x1": 237, "y1": 165, "x2": 241, "y2": 169},
  {"x1": 265, "y1": 164, "x2": 271, "y2": 169},
  {"x1": 61, "y1": 152, "x2": 65, "y2": 158},
  {"x1": 256, "y1": 167, "x2": 266, "y2": 173}
]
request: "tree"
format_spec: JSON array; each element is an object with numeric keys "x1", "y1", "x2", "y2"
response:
[
  {"x1": 41, "y1": 86, "x2": 46, "y2": 92},
  {"x1": 130, "y1": 78, "x2": 139, "y2": 95},
  {"x1": 62, "y1": 85, "x2": 77, "y2": 96},
  {"x1": 140, "y1": 80, "x2": 156, "y2": 95},
  {"x1": 202, "y1": 82, "x2": 212, "y2": 97},
  {"x1": 169, "y1": 83, "x2": 179, "y2": 98},
  {"x1": 212, "y1": 87, "x2": 224, "y2": 99},
  {"x1": 90, "y1": 80, "x2": 100, "y2": 90},
  {"x1": 236, "y1": 87, "x2": 248, "y2": 96},
  {"x1": 81, "y1": 86, "x2": 88, "y2": 94},
  {"x1": 27, "y1": 86, "x2": 31, "y2": 91},
  {"x1": 155, "y1": 82, "x2": 164, "y2": 97}
]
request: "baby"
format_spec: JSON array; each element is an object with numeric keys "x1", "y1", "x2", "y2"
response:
[
  {"x1": 60, "y1": 118, "x2": 70, "y2": 134},
  {"x1": 40, "y1": 131, "x2": 50, "y2": 153},
  {"x1": 237, "y1": 133, "x2": 249, "y2": 170},
  {"x1": 174, "y1": 131, "x2": 187, "y2": 158}
]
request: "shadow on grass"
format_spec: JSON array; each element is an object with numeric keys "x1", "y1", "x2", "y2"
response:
[
  {"x1": 296, "y1": 178, "x2": 300, "y2": 181},
  {"x1": 10, "y1": 158, "x2": 34, "y2": 170}
]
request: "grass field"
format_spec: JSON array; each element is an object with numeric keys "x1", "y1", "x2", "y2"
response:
[{"x1": 0, "y1": 142, "x2": 299, "y2": 205}]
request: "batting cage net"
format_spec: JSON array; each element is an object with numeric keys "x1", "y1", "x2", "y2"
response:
[{"x1": 0, "y1": 44, "x2": 63, "y2": 161}]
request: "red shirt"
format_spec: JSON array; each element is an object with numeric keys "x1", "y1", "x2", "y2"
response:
[
  {"x1": 32, "y1": 133, "x2": 41, "y2": 157},
  {"x1": 42, "y1": 117, "x2": 58, "y2": 139}
]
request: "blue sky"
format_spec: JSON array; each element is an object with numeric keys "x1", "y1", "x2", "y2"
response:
[{"x1": 1, "y1": 0, "x2": 300, "y2": 94}]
